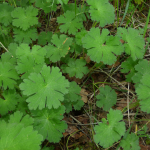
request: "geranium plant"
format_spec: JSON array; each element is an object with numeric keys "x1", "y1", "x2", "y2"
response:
[{"x1": 0, "y1": 0, "x2": 149, "y2": 149}]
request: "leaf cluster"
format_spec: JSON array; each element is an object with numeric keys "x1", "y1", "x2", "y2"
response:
[{"x1": 0, "y1": 0, "x2": 149, "y2": 149}]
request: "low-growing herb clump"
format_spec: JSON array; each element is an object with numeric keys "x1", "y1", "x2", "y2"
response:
[{"x1": 0, "y1": 0, "x2": 150, "y2": 149}]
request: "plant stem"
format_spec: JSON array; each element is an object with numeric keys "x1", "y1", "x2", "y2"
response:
[
  {"x1": 116, "y1": 0, "x2": 119, "y2": 28},
  {"x1": 143, "y1": 8, "x2": 150, "y2": 38},
  {"x1": 75, "y1": 0, "x2": 77, "y2": 17},
  {"x1": 0, "y1": 42, "x2": 9, "y2": 52},
  {"x1": 120, "y1": 0, "x2": 131, "y2": 26},
  {"x1": 81, "y1": 0, "x2": 85, "y2": 9},
  {"x1": 92, "y1": 21, "x2": 97, "y2": 27},
  {"x1": 66, "y1": 130, "x2": 80, "y2": 150},
  {"x1": 12, "y1": 0, "x2": 16, "y2": 7}
]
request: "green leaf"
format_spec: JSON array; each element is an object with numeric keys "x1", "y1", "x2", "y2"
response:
[
  {"x1": 43, "y1": 146, "x2": 54, "y2": 150},
  {"x1": 13, "y1": 27, "x2": 38, "y2": 44},
  {"x1": 65, "y1": 81, "x2": 81, "y2": 102},
  {"x1": 62, "y1": 3, "x2": 87, "y2": 21},
  {"x1": 8, "y1": 111, "x2": 33, "y2": 126},
  {"x1": 15, "y1": 0, "x2": 31, "y2": 7},
  {"x1": 87, "y1": 0, "x2": 115, "y2": 27},
  {"x1": 82, "y1": 28, "x2": 124, "y2": 65},
  {"x1": 16, "y1": 95, "x2": 29, "y2": 115},
  {"x1": 136, "y1": 73, "x2": 150, "y2": 113},
  {"x1": 57, "y1": 0, "x2": 69, "y2": 4},
  {"x1": 64, "y1": 99, "x2": 84, "y2": 113},
  {"x1": 19, "y1": 65, "x2": 69, "y2": 110},
  {"x1": 35, "y1": 0, "x2": 57, "y2": 13},
  {"x1": 16, "y1": 43, "x2": 47, "y2": 64},
  {"x1": 0, "y1": 90, "x2": 19, "y2": 116},
  {"x1": 57, "y1": 11, "x2": 83, "y2": 35},
  {"x1": 120, "y1": 133, "x2": 140, "y2": 150},
  {"x1": 0, "y1": 3, "x2": 14, "y2": 26},
  {"x1": 11, "y1": 6, "x2": 38, "y2": 31},
  {"x1": 94, "y1": 109, "x2": 125, "y2": 148},
  {"x1": 8, "y1": 43, "x2": 18, "y2": 60},
  {"x1": 75, "y1": 30, "x2": 87, "y2": 46},
  {"x1": 0, "y1": 62, "x2": 19, "y2": 90},
  {"x1": 0, "y1": 111, "x2": 43, "y2": 150},
  {"x1": 117, "y1": 28, "x2": 145, "y2": 61},
  {"x1": 96, "y1": 85, "x2": 117, "y2": 111},
  {"x1": 45, "y1": 34, "x2": 72, "y2": 62},
  {"x1": 70, "y1": 39, "x2": 83, "y2": 54},
  {"x1": 38, "y1": 31, "x2": 52, "y2": 46},
  {"x1": 121, "y1": 57, "x2": 139, "y2": 82},
  {"x1": 0, "y1": 25, "x2": 11, "y2": 36},
  {"x1": 62, "y1": 58, "x2": 89, "y2": 79},
  {"x1": 16, "y1": 56, "x2": 43, "y2": 79},
  {"x1": 72, "y1": 100, "x2": 84, "y2": 111},
  {"x1": 132, "y1": 59, "x2": 150, "y2": 84},
  {"x1": 31, "y1": 106, "x2": 67, "y2": 143},
  {"x1": 63, "y1": 81, "x2": 83, "y2": 113},
  {"x1": 0, "y1": 43, "x2": 18, "y2": 67},
  {"x1": 0, "y1": 51, "x2": 16, "y2": 65},
  {"x1": 60, "y1": 53, "x2": 71, "y2": 63}
]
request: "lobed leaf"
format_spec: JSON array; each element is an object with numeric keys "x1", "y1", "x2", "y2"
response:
[
  {"x1": 120, "y1": 133, "x2": 140, "y2": 150},
  {"x1": 96, "y1": 85, "x2": 117, "y2": 111},
  {"x1": 38, "y1": 31, "x2": 52, "y2": 46},
  {"x1": 62, "y1": 58, "x2": 89, "y2": 79},
  {"x1": 87, "y1": 0, "x2": 115, "y2": 27},
  {"x1": 132, "y1": 59, "x2": 150, "y2": 84},
  {"x1": 0, "y1": 3, "x2": 14, "y2": 26},
  {"x1": 16, "y1": 95, "x2": 29, "y2": 115},
  {"x1": 11, "y1": 6, "x2": 38, "y2": 31},
  {"x1": 16, "y1": 56, "x2": 43, "y2": 79},
  {"x1": 19, "y1": 65, "x2": 69, "y2": 110},
  {"x1": 121, "y1": 57, "x2": 139, "y2": 82},
  {"x1": 70, "y1": 39, "x2": 83, "y2": 54},
  {"x1": 13, "y1": 28, "x2": 38, "y2": 44},
  {"x1": 45, "y1": 34, "x2": 72, "y2": 62},
  {"x1": 94, "y1": 109, "x2": 125, "y2": 148},
  {"x1": 35, "y1": 0, "x2": 57, "y2": 13},
  {"x1": 8, "y1": 111, "x2": 34, "y2": 126},
  {"x1": 63, "y1": 81, "x2": 83, "y2": 113},
  {"x1": 0, "y1": 51, "x2": 16, "y2": 65},
  {"x1": 0, "y1": 111, "x2": 43, "y2": 150},
  {"x1": 62, "y1": 3, "x2": 87, "y2": 21},
  {"x1": 117, "y1": 28, "x2": 145, "y2": 61},
  {"x1": 136, "y1": 73, "x2": 150, "y2": 113},
  {"x1": 0, "y1": 90, "x2": 19, "y2": 116},
  {"x1": 57, "y1": 11, "x2": 83, "y2": 35},
  {"x1": 8, "y1": 43, "x2": 18, "y2": 61},
  {"x1": 0, "y1": 25, "x2": 11, "y2": 36},
  {"x1": 82, "y1": 28, "x2": 124, "y2": 65},
  {"x1": 16, "y1": 43, "x2": 47, "y2": 64},
  {"x1": 0, "y1": 62, "x2": 19, "y2": 89},
  {"x1": 31, "y1": 106, "x2": 67, "y2": 143},
  {"x1": 75, "y1": 30, "x2": 87, "y2": 46}
]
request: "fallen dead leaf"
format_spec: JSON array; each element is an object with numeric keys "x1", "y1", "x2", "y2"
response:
[
  {"x1": 139, "y1": 140, "x2": 150, "y2": 150},
  {"x1": 84, "y1": 54, "x2": 91, "y2": 63},
  {"x1": 107, "y1": 60, "x2": 120, "y2": 69},
  {"x1": 63, "y1": 126, "x2": 78, "y2": 138},
  {"x1": 74, "y1": 132, "x2": 84, "y2": 139},
  {"x1": 65, "y1": 74, "x2": 82, "y2": 84},
  {"x1": 116, "y1": 99, "x2": 127, "y2": 109},
  {"x1": 80, "y1": 88, "x2": 88, "y2": 103}
]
